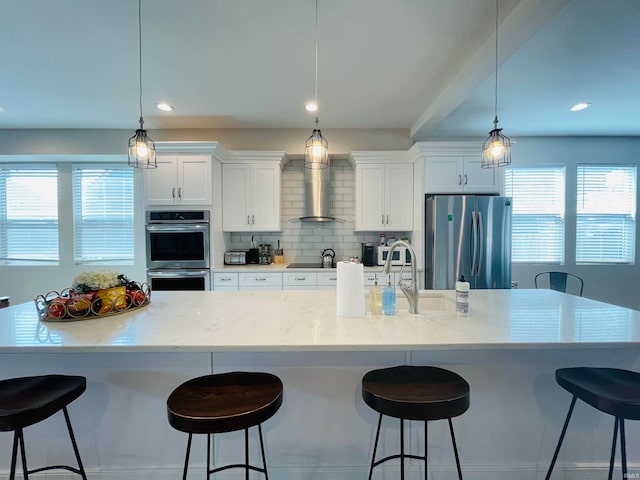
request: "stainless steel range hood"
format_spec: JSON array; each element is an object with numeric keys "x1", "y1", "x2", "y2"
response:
[{"x1": 299, "y1": 161, "x2": 338, "y2": 222}]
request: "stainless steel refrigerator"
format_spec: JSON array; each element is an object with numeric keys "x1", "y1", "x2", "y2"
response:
[{"x1": 424, "y1": 194, "x2": 512, "y2": 289}]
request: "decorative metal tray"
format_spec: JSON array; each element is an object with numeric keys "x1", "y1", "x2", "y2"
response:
[{"x1": 34, "y1": 283, "x2": 151, "y2": 322}]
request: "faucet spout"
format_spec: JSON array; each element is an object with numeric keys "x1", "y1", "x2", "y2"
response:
[{"x1": 382, "y1": 240, "x2": 419, "y2": 314}]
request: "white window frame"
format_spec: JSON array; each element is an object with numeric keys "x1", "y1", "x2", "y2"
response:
[
  {"x1": 576, "y1": 164, "x2": 636, "y2": 265},
  {"x1": 504, "y1": 165, "x2": 566, "y2": 264},
  {"x1": 0, "y1": 165, "x2": 59, "y2": 265}
]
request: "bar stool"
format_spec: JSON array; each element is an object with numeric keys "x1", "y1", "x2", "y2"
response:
[
  {"x1": 167, "y1": 371, "x2": 283, "y2": 480},
  {"x1": 361, "y1": 365, "x2": 470, "y2": 480},
  {"x1": 0, "y1": 374, "x2": 88, "y2": 480},
  {"x1": 545, "y1": 367, "x2": 640, "y2": 480}
]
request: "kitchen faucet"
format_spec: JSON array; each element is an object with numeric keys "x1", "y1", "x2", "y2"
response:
[{"x1": 382, "y1": 239, "x2": 419, "y2": 314}]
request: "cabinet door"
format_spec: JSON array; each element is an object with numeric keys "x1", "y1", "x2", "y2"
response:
[
  {"x1": 355, "y1": 164, "x2": 386, "y2": 231},
  {"x1": 222, "y1": 164, "x2": 252, "y2": 232},
  {"x1": 251, "y1": 164, "x2": 281, "y2": 232},
  {"x1": 145, "y1": 154, "x2": 178, "y2": 205},
  {"x1": 425, "y1": 156, "x2": 464, "y2": 194},
  {"x1": 177, "y1": 155, "x2": 212, "y2": 204},
  {"x1": 462, "y1": 157, "x2": 501, "y2": 194},
  {"x1": 385, "y1": 164, "x2": 413, "y2": 230}
]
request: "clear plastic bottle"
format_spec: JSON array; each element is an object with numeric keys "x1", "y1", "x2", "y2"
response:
[
  {"x1": 369, "y1": 275, "x2": 382, "y2": 315},
  {"x1": 382, "y1": 277, "x2": 396, "y2": 316},
  {"x1": 455, "y1": 275, "x2": 470, "y2": 316}
]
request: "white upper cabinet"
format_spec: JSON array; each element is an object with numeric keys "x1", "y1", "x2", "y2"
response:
[
  {"x1": 221, "y1": 152, "x2": 285, "y2": 232},
  {"x1": 350, "y1": 152, "x2": 414, "y2": 232},
  {"x1": 145, "y1": 142, "x2": 224, "y2": 206},
  {"x1": 412, "y1": 142, "x2": 503, "y2": 195}
]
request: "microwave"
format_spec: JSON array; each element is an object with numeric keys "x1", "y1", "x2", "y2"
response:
[{"x1": 376, "y1": 246, "x2": 411, "y2": 266}]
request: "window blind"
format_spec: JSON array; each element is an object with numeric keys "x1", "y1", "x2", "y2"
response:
[
  {"x1": 72, "y1": 167, "x2": 134, "y2": 264},
  {"x1": 576, "y1": 165, "x2": 636, "y2": 264},
  {"x1": 504, "y1": 167, "x2": 565, "y2": 263},
  {"x1": 0, "y1": 168, "x2": 59, "y2": 262}
]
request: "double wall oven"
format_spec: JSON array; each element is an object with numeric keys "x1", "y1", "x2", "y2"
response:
[{"x1": 145, "y1": 210, "x2": 211, "y2": 290}]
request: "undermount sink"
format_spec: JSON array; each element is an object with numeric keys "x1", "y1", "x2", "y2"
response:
[{"x1": 395, "y1": 292, "x2": 455, "y2": 312}]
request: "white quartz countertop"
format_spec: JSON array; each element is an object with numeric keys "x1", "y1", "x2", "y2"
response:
[{"x1": 1, "y1": 289, "x2": 639, "y2": 352}]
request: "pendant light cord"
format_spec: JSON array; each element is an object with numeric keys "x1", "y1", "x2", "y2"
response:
[
  {"x1": 493, "y1": 0, "x2": 499, "y2": 127},
  {"x1": 138, "y1": 0, "x2": 144, "y2": 127},
  {"x1": 314, "y1": 0, "x2": 319, "y2": 107}
]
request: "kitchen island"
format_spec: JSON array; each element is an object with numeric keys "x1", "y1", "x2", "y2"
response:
[{"x1": 1, "y1": 289, "x2": 639, "y2": 480}]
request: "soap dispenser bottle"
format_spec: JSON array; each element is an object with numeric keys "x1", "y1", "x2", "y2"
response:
[
  {"x1": 382, "y1": 276, "x2": 396, "y2": 316},
  {"x1": 455, "y1": 275, "x2": 470, "y2": 316},
  {"x1": 369, "y1": 275, "x2": 382, "y2": 315}
]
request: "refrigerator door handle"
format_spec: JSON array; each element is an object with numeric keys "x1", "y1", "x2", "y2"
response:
[
  {"x1": 471, "y1": 211, "x2": 478, "y2": 276},
  {"x1": 477, "y1": 211, "x2": 484, "y2": 276}
]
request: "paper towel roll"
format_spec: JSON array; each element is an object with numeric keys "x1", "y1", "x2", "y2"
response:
[{"x1": 336, "y1": 261, "x2": 365, "y2": 317}]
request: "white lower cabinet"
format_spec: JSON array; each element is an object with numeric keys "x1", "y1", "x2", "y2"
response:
[
  {"x1": 283, "y1": 272, "x2": 317, "y2": 290},
  {"x1": 213, "y1": 272, "x2": 239, "y2": 291},
  {"x1": 239, "y1": 272, "x2": 283, "y2": 291}
]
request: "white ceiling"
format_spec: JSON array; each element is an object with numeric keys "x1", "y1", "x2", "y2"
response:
[{"x1": 0, "y1": 0, "x2": 638, "y2": 139}]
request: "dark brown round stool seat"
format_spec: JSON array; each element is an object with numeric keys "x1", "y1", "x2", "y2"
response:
[
  {"x1": 546, "y1": 367, "x2": 640, "y2": 480},
  {"x1": 0, "y1": 375, "x2": 86, "y2": 431},
  {"x1": 167, "y1": 371, "x2": 283, "y2": 434},
  {"x1": 167, "y1": 371, "x2": 283, "y2": 480},
  {"x1": 556, "y1": 367, "x2": 640, "y2": 419},
  {"x1": 0, "y1": 374, "x2": 88, "y2": 480},
  {"x1": 362, "y1": 365, "x2": 470, "y2": 420}
]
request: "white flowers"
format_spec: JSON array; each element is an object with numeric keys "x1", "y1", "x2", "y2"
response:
[{"x1": 72, "y1": 269, "x2": 120, "y2": 292}]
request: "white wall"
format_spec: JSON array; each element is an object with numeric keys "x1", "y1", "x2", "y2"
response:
[{"x1": 508, "y1": 136, "x2": 640, "y2": 310}]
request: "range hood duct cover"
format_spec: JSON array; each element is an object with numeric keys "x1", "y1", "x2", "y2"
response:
[{"x1": 299, "y1": 161, "x2": 337, "y2": 222}]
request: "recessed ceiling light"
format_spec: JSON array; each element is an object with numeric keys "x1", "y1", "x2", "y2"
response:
[
  {"x1": 305, "y1": 102, "x2": 318, "y2": 112},
  {"x1": 570, "y1": 102, "x2": 591, "y2": 112},
  {"x1": 156, "y1": 102, "x2": 174, "y2": 112}
]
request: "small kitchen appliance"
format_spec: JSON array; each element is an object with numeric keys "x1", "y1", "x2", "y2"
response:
[
  {"x1": 361, "y1": 243, "x2": 375, "y2": 267},
  {"x1": 259, "y1": 244, "x2": 272, "y2": 265},
  {"x1": 321, "y1": 248, "x2": 335, "y2": 268},
  {"x1": 224, "y1": 251, "x2": 247, "y2": 265},
  {"x1": 376, "y1": 245, "x2": 410, "y2": 266}
]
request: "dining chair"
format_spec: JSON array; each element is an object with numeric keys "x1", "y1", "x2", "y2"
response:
[{"x1": 534, "y1": 272, "x2": 584, "y2": 297}]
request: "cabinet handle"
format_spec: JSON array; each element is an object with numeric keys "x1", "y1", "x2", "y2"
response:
[
  {"x1": 252, "y1": 215, "x2": 255, "y2": 224},
  {"x1": 464, "y1": 174, "x2": 468, "y2": 185},
  {"x1": 255, "y1": 277, "x2": 266, "y2": 281},
  {"x1": 221, "y1": 278, "x2": 231, "y2": 282},
  {"x1": 178, "y1": 187, "x2": 182, "y2": 198},
  {"x1": 294, "y1": 277, "x2": 306, "y2": 281},
  {"x1": 386, "y1": 214, "x2": 389, "y2": 224},
  {"x1": 458, "y1": 174, "x2": 462, "y2": 185},
  {"x1": 381, "y1": 215, "x2": 385, "y2": 224},
  {"x1": 247, "y1": 215, "x2": 250, "y2": 225},
  {"x1": 172, "y1": 187, "x2": 176, "y2": 198}
]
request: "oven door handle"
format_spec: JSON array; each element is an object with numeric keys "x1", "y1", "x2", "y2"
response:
[
  {"x1": 145, "y1": 223, "x2": 209, "y2": 232},
  {"x1": 147, "y1": 270, "x2": 210, "y2": 278}
]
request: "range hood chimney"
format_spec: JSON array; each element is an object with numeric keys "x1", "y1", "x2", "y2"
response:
[{"x1": 299, "y1": 161, "x2": 337, "y2": 222}]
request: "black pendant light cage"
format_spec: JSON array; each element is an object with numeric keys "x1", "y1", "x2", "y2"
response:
[
  {"x1": 481, "y1": 118, "x2": 511, "y2": 168},
  {"x1": 304, "y1": 0, "x2": 329, "y2": 169},
  {"x1": 128, "y1": 0, "x2": 157, "y2": 169},
  {"x1": 481, "y1": 0, "x2": 511, "y2": 169},
  {"x1": 305, "y1": 119, "x2": 329, "y2": 170}
]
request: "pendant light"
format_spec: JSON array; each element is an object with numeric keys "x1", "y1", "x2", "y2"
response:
[
  {"x1": 128, "y1": 0, "x2": 156, "y2": 169},
  {"x1": 304, "y1": 0, "x2": 329, "y2": 170},
  {"x1": 481, "y1": 0, "x2": 511, "y2": 168}
]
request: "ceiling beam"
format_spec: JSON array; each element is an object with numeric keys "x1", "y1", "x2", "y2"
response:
[{"x1": 410, "y1": 0, "x2": 571, "y2": 139}]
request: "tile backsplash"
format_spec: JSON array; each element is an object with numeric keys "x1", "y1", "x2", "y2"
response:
[{"x1": 227, "y1": 159, "x2": 409, "y2": 263}]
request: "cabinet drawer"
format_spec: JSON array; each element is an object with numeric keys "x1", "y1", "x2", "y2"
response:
[
  {"x1": 239, "y1": 272, "x2": 283, "y2": 287},
  {"x1": 283, "y1": 272, "x2": 317, "y2": 286},
  {"x1": 317, "y1": 272, "x2": 338, "y2": 287},
  {"x1": 213, "y1": 272, "x2": 239, "y2": 287}
]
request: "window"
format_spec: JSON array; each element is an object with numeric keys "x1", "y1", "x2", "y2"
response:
[
  {"x1": 72, "y1": 167, "x2": 134, "y2": 264},
  {"x1": 576, "y1": 165, "x2": 636, "y2": 264},
  {"x1": 0, "y1": 167, "x2": 59, "y2": 263},
  {"x1": 505, "y1": 167, "x2": 565, "y2": 263}
]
